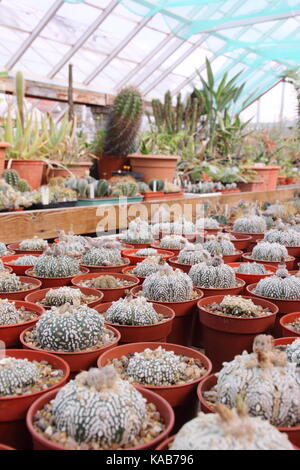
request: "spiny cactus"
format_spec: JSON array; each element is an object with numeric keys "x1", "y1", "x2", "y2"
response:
[
  {"x1": 251, "y1": 242, "x2": 289, "y2": 262},
  {"x1": 103, "y1": 87, "x2": 143, "y2": 156},
  {"x1": 148, "y1": 179, "x2": 164, "y2": 191},
  {"x1": 0, "y1": 272, "x2": 22, "y2": 292},
  {"x1": 0, "y1": 299, "x2": 19, "y2": 325},
  {"x1": 255, "y1": 264, "x2": 300, "y2": 300},
  {"x1": 82, "y1": 247, "x2": 124, "y2": 267},
  {"x1": 0, "y1": 357, "x2": 39, "y2": 396},
  {"x1": 263, "y1": 221, "x2": 300, "y2": 246},
  {"x1": 122, "y1": 217, "x2": 153, "y2": 244},
  {"x1": 12, "y1": 255, "x2": 38, "y2": 266},
  {"x1": 111, "y1": 182, "x2": 138, "y2": 198},
  {"x1": 216, "y1": 335, "x2": 300, "y2": 427},
  {"x1": 105, "y1": 295, "x2": 159, "y2": 326},
  {"x1": 159, "y1": 235, "x2": 187, "y2": 250},
  {"x1": 142, "y1": 264, "x2": 193, "y2": 302},
  {"x1": 0, "y1": 243, "x2": 8, "y2": 256},
  {"x1": 236, "y1": 262, "x2": 268, "y2": 275},
  {"x1": 51, "y1": 367, "x2": 146, "y2": 446},
  {"x1": 170, "y1": 404, "x2": 294, "y2": 450},
  {"x1": 134, "y1": 248, "x2": 158, "y2": 257},
  {"x1": 56, "y1": 240, "x2": 86, "y2": 259},
  {"x1": 286, "y1": 339, "x2": 300, "y2": 366},
  {"x1": 233, "y1": 216, "x2": 267, "y2": 234},
  {"x1": 44, "y1": 287, "x2": 82, "y2": 307},
  {"x1": 204, "y1": 234, "x2": 236, "y2": 256},
  {"x1": 3, "y1": 169, "x2": 20, "y2": 187},
  {"x1": 188, "y1": 256, "x2": 236, "y2": 289},
  {"x1": 177, "y1": 243, "x2": 211, "y2": 265},
  {"x1": 195, "y1": 217, "x2": 220, "y2": 230},
  {"x1": 35, "y1": 303, "x2": 106, "y2": 352},
  {"x1": 19, "y1": 237, "x2": 48, "y2": 251},
  {"x1": 132, "y1": 256, "x2": 167, "y2": 278},
  {"x1": 218, "y1": 296, "x2": 269, "y2": 318},
  {"x1": 169, "y1": 216, "x2": 195, "y2": 236},
  {"x1": 17, "y1": 179, "x2": 32, "y2": 193},
  {"x1": 33, "y1": 245, "x2": 80, "y2": 278}
]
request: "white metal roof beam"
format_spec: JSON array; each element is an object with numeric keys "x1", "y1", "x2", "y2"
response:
[
  {"x1": 5, "y1": 0, "x2": 65, "y2": 70},
  {"x1": 83, "y1": 16, "x2": 152, "y2": 86},
  {"x1": 48, "y1": 0, "x2": 118, "y2": 79}
]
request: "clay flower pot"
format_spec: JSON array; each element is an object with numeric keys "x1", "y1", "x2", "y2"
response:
[
  {"x1": 0, "y1": 300, "x2": 45, "y2": 347},
  {"x1": 122, "y1": 249, "x2": 174, "y2": 265},
  {"x1": 129, "y1": 153, "x2": 179, "y2": 183},
  {"x1": 94, "y1": 302, "x2": 175, "y2": 343},
  {"x1": 7, "y1": 243, "x2": 48, "y2": 256},
  {"x1": 2, "y1": 254, "x2": 40, "y2": 275},
  {"x1": 121, "y1": 265, "x2": 144, "y2": 284},
  {"x1": 0, "y1": 276, "x2": 42, "y2": 301},
  {"x1": 228, "y1": 233, "x2": 252, "y2": 252},
  {"x1": 20, "y1": 324, "x2": 121, "y2": 375},
  {"x1": 26, "y1": 386, "x2": 174, "y2": 451},
  {"x1": 25, "y1": 286, "x2": 104, "y2": 310},
  {"x1": 195, "y1": 278, "x2": 245, "y2": 298},
  {"x1": 227, "y1": 262, "x2": 277, "y2": 285},
  {"x1": 242, "y1": 252, "x2": 295, "y2": 271},
  {"x1": 25, "y1": 267, "x2": 89, "y2": 289},
  {"x1": 6, "y1": 160, "x2": 45, "y2": 190},
  {"x1": 230, "y1": 231, "x2": 265, "y2": 245},
  {"x1": 197, "y1": 295, "x2": 277, "y2": 371},
  {"x1": 72, "y1": 272, "x2": 140, "y2": 302},
  {"x1": 246, "y1": 283, "x2": 300, "y2": 337},
  {"x1": 130, "y1": 285, "x2": 204, "y2": 346},
  {"x1": 155, "y1": 435, "x2": 175, "y2": 450},
  {"x1": 150, "y1": 242, "x2": 182, "y2": 257},
  {"x1": 0, "y1": 349, "x2": 69, "y2": 450},
  {"x1": 279, "y1": 312, "x2": 300, "y2": 338},
  {"x1": 168, "y1": 256, "x2": 193, "y2": 274},
  {"x1": 80, "y1": 258, "x2": 130, "y2": 274}
]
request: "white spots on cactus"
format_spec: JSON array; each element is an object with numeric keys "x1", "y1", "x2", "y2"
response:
[
  {"x1": 0, "y1": 357, "x2": 39, "y2": 395},
  {"x1": 0, "y1": 272, "x2": 22, "y2": 292},
  {"x1": 188, "y1": 257, "x2": 236, "y2": 288},
  {"x1": 132, "y1": 256, "x2": 166, "y2": 277},
  {"x1": 34, "y1": 245, "x2": 80, "y2": 278},
  {"x1": 159, "y1": 235, "x2": 187, "y2": 250},
  {"x1": 122, "y1": 218, "x2": 154, "y2": 244},
  {"x1": 0, "y1": 299, "x2": 19, "y2": 325},
  {"x1": 251, "y1": 242, "x2": 289, "y2": 261},
  {"x1": 236, "y1": 262, "x2": 268, "y2": 275},
  {"x1": 0, "y1": 243, "x2": 8, "y2": 256},
  {"x1": 255, "y1": 266, "x2": 300, "y2": 300},
  {"x1": 135, "y1": 248, "x2": 158, "y2": 257},
  {"x1": 105, "y1": 296, "x2": 159, "y2": 325},
  {"x1": 263, "y1": 224, "x2": 300, "y2": 247},
  {"x1": 44, "y1": 287, "x2": 82, "y2": 307},
  {"x1": 19, "y1": 237, "x2": 48, "y2": 251},
  {"x1": 233, "y1": 216, "x2": 267, "y2": 234},
  {"x1": 286, "y1": 339, "x2": 300, "y2": 366},
  {"x1": 142, "y1": 264, "x2": 193, "y2": 302},
  {"x1": 204, "y1": 234, "x2": 236, "y2": 255},
  {"x1": 82, "y1": 247, "x2": 123, "y2": 266},
  {"x1": 12, "y1": 255, "x2": 38, "y2": 266},
  {"x1": 178, "y1": 243, "x2": 211, "y2": 265},
  {"x1": 195, "y1": 217, "x2": 219, "y2": 230}
]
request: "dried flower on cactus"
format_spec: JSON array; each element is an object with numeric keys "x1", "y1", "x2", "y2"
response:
[{"x1": 32, "y1": 244, "x2": 80, "y2": 278}]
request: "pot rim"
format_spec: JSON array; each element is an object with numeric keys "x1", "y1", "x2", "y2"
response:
[
  {"x1": 247, "y1": 283, "x2": 300, "y2": 302},
  {"x1": 194, "y1": 278, "x2": 245, "y2": 291},
  {"x1": 80, "y1": 258, "x2": 130, "y2": 270},
  {"x1": 0, "y1": 300, "x2": 44, "y2": 330},
  {"x1": 25, "y1": 267, "x2": 89, "y2": 280},
  {"x1": 72, "y1": 272, "x2": 140, "y2": 290},
  {"x1": 242, "y1": 253, "x2": 295, "y2": 263}
]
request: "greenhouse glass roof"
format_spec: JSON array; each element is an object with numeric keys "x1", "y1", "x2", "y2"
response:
[{"x1": 0, "y1": 0, "x2": 300, "y2": 112}]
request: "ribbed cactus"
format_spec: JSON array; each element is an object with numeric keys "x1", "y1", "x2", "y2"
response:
[
  {"x1": 204, "y1": 234, "x2": 236, "y2": 255},
  {"x1": 263, "y1": 221, "x2": 300, "y2": 246},
  {"x1": 216, "y1": 335, "x2": 300, "y2": 427},
  {"x1": 33, "y1": 245, "x2": 80, "y2": 278},
  {"x1": 122, "y1": 217, "x2": 153, "y2": 244},
  {"x1": 0, "y1": 243, "x2": 8, "y2": 256},
  {"x1": 233, "y1": 216, "x2": 267, "y2": 234},
  {"x1": 103, "y1": 87, "x2": 143, "y2": 156},
  {"x1": 44, "y1": 287, "x2": 82, "y2": 307},
  {"x1": 105, "y1": 295, "x2": 159, "y2": 326},
  {"x1": 19, "y1": 237, "x2": 48, "y2": 251},
  {"x1": 51, "y1": 367, "x2": 146, "y2": 446},
  {"x1": 82, "y1": 247, "x2": 124, "y2": 267},
  {"x1": 142, "y1": 264, "x2": 193, "y2": 302},
  {"x1": 177, "y1": 243, "x2": 211, "y2": 265},
  {"x1": 196, "y1": 217, "x2": 220, "y2": 230},
  {"x1": 17, "y1": 179, "x2": 32, "y2": 192},
  {"x1": 255, "y1": 264, "x2": 300, "y2": 300},
  {"x1": 159, "y1": 235, "x2": 187, "y2": 250},
  {"x1": 286, "y1": 339, "x2": 300, "y2": 366},
  {"x1": 0, "y1": 299, "x2": 19, "y2": 325},
  {"x1": 0, "y1": 272, "x2": 22, "y2": 292},
  {"x1": 12, "y1": 255, "x2": 38, "y2": 266},
  {"x1": 236, "y1": 262, "x2": 268, "y2": 275},
  {"x1": 135, "y1": 248, "x2": 158, "y2": 257},
  {"x1": 111, "y1": 182, "x2": 138, "y2": 198},
  {"x1": 3, "y1": 169, "x2": 20, "y2": 187},
  {"x1": 56, "y1": 240, "x2": 86, "y2": 259},
  {"x1": 0, "y1": 357, "x2": 39, "y2": 396},
  {"x1": 251, "y1": 242, "x2": 289, "y2": 261},
  {"x1": 188, "y1": 256, "x2": 236, "y2": 289},
  {"x1": 132, "y1": 256, "x2": 166, "y2": 278},
  {"x1": 148, "y1": 179, "x2": 164, "y2": 191}
]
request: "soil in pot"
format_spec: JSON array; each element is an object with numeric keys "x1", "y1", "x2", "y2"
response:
[
  {"x1": 0, "y1": 349, "x2": 69, "y2": 449},
  {"x1": 197, "y1": 295, "x2": 277, "y2": 371},
  {"x1": 279, "y1": 312, "x2": 300, "y2": 338},
  {"x1": 80, "y1": 258, "x2": 130, "y2": 274},
  {"x1": 25, "y1": 285, "x2": 103, "y2": 310},
  {"x1": 122, "y1": 249, "x2": 174, "y2": 265}
]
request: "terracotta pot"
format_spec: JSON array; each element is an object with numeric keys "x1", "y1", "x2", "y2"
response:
[
  {"x1": 197, "y1": 295, "x2": 277, "y2": 371},
  {"x1": 119, "y1": 242, "x2": 153, "y2": 249},
  {"x1": 197, "y1": 373, "x2": 300, "y2": 448},
  {"x1": 195, "y1": 278, "x2": 245, "y2": 298},
  {"x1": 246, "y1": 283, "x2": 300, "y2": 337},
  {"x1": 129, "y1": 153, "x2": 179, "y2": 182},
  {"x1": 278, "y1": 176, "x2": 287, "y2": 186},
  {"x1": 242, "y1": 252, "x2": 295, "y2": 271},
  {"x1": 230, "y1": 231, "x2": 265, "y2": 244},
  {"x1": 72, "y1": 272, "x2": 139, "y2": 302},
  {"x1": 150, "y1": 242, "x2": 181, "y2": 257},
  {"x1": 7, "y1": 243, "x2": 47, "y2": 256},
  {"x1": 130, "y1": 285, "x2": 204, "y2": 346},
  {"x1": 219, "y1": 251, "x2": 243, "y2": 263},
  {"x1": 25, "y1": 286, "x2": 104, "y2": 310},
  {"x1": 285, "y1": 246, "x2": 300, "y2": 258},
  {"x1": 0, "y1": 250, "x2": 15, "y2": 258},
  {"x1": 286, "y1": 177, "x2": 297, "y2": 185},
  {"x1": 80, "y1": 258, "x2": 130, "y2": 274},
  {"x1": 47, "y1": 161, "x2": 92, "y2": 180},
  {"x1": 2, "y1": 254, "x2": 40, "y2": 275},
  {"x1": 167, "y1": 257, "x2": 192, "y2": 274},
  {"x1": 25, "y1": 267, "x2": 89, "y2": 289},
  {"x1": 97, "y1": 154, "x2": 128, "y2": 179},
  {"x1": 6, "y1": 160, "x2": 45, "y2": 190},
  {"x1": 0, "y1": 142, "x2": 10, "y2": 174},
  {"x1": 227, "y1": 262, "x2": 277, "y2": 285},
  {"x1": 279, "y1": 312, "x2": 300, "y2": 338},
  {"x1": 241, "y1": 165, "x2": 281, "y2": 191},
  {"x1": 0, "y1": 300, "x2": 44, "y2": 347},
  {"x1": 121, "y1": 265, "x2": 144, "y2": 284},
  {"x1": 26, "y1": 386, "x2": 174, "y2": 451},
  {"x1": 141, "y1": 191, "x2": 165, "y2": 200},
  {"x1": 237, "y1": 180, "x2": 264, "y2": 192},
  {"x1": 228, "y1": 233, "x2": 253, "y2": 252},
  {"x1": 122, "y1": 249, "x2": 174, "y2": 265},
  {"x1": 0, "y1": 276, "x2": 41, "y2": 301},
  {"x1": 155, "y1": 435, "x2": 175, "y2": 450},
  {"x1": 94, "y1": 302, "x2": 175, "y2": 343},
  {"x1": 0, "y1": 349, "x2": 69, "y2": 450},
  {"x1": 274, "y1": 336, "x2": 299, "y2": 347}
]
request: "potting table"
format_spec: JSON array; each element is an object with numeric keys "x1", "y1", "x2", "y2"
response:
[{"x1": 0, "y1": 185, "x2": 299, "y2": 244}]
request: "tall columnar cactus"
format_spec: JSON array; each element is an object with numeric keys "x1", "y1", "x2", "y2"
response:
[
  {"x1": 251, "y1": 242, "x2": 289, "y2": 261},
  {"x1": 51, "y1": 367, "x2": 146, "y2": 446},
  {"x1": 105, "y1": 295, "x2": 159, "y2": 326},
  {"x1": 15, "y1": 71, "x2": 25, "y2": 131},
  {"x1": 204, "y1": 234, "x2": 236, "y2": 255},
  {"x1": 82, "y1": 247, "x2": 124, "y2": 267},
  {"x1": 19, "y1": 237, "x2": 48, "y2": 251},
  {"x1": 0, "y1": 357, "x2": 39, "y2": 396},
  {"x1": 177, "y1": 243, "x2": 211, "y2": 265},
  {"x1": 35, "y1": 303, "x2": 106, "y2": 352},
  {"x1": 142, "y1": 264, "x2": 193, "y2": 302},
  {"x1": 103, "y1": 87, "x2": 143, "y2": 156},
  {"x1": 188, "y1": 256, "x2": 236, "y2": 288},
  {"x1": 233, "y1": 216, "x2": 267, "y2": 234},
  {"x1": 44, "y1": 287, "x2": 82, "y2": 307},
  {"x1": 0, "y1": 299, "x2": 19, "y2": 325},
  {"x1": 255, "y1": 264, "x2": 300, "y2": 300},
  {"x1": 263, "y1": 221, "x2": 300, "y2": 246},
  {"x1": 33, "y1": 245, "x2": 80, "y2": 278},
  {"x1": 216, "y1": 335, "x2": 300, "y2": 427},
  {"x1": 0, "y1": 272, "x2": 22, "y2": 292}
]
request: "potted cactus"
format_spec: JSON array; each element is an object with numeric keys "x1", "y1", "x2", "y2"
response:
[
  {"x1": 231, "y1": 214, "x2": 267, "y2": 244},
  {"x1": 122, "y1": 256, "x2": 169, "y2": 284},
  {"x1": 197, "y1": 295, "x2": 277, "y2": 371},
  {"x1": 280, "y1": 312, "x2": 300, "y2": 337},
  {"x1": 195, "y1": 217, "x2": 221, "y2": 235},
  {"x1": 0, "y1": 271, "x2": 41, "y2": 300},
  {"x1": 227, "y1": 262, "x2": 277, "y2": 285},
  {"x1": 94, "y1": 295, "x2": 175, "y2": 343},
  {"x1": 120, "y1": 217, "x2": 154, "y2": 248},
  {"x1": 203, "y1": 233, "x2": 243, "y2": 263},
  {"x1": 0, "y1": 242, "x2": 14, "y2": 257},
  {"x1": 26, "y1": 366, "x2": 174, "y2": 450},
  {"x1": 2, "y1": 254, "x2": 40, "y2": 275},
  {"x1": 72, "y1": 272, "x2": 139, "y2": 302},
  {"x1": 122, "y1": 247, "x2": 174, "y2": 265},
  {"x1": 263, "y1": 221, "x2": 300, "y2": 258},
  {"x1": 8, "y1": 237, "x2": 48, "y2": 256},
  {"x1": 25, "y1": 285, "x2": 103, "y2": 310},
  {"x1": 20, "y1": 303, "x2": 120, "y2": 374},
  {"x1": 242, "y1": 242, "x2": 295, "y2": 270},
  {"x1": 151, "y1": 234, "x2": 187, "y2": 255},
  {"x1": 80, "y1": 244, "x2": 130, "y2": 274},
  {"x1": 0, "y1": 349, "x2": 69, "y2": 449},
  {"x1": 168, "y1": 243, "x2": 211, "y2": 273}
]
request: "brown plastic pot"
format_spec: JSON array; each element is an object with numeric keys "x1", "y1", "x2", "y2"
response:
[
  {"x1": 150, "y1": 242, "x2": 181, "y2": 257},
  {"x1": 197, "y1": 295, "x2": 277, "y2": 371},
  {"x1": 227, "y1": 262, "x2": 277, "y2": 285},
  {"x1": 279, "y1": 312, "x2": 300, "y2": 338},
  {"x1": 0, "y1": 276, "x2": 42, "y2": 301},
  {"x1": 121, "y1": 265, "x2": 144, "y2": 284},
  {"x1": 25, "y1": 267, "x2": 89, "y2": 289},
  {"x1": 122, "y1": 249, "x2": 174, "y2": 265},
  {"x1": 2, "y1": 254, "x2": 40, "y2": 275},
  {"x1": 0, "y1": 300, "x2": 45, "y2": 347},
  {"x1": 25, "y1": 286, "x2": 104, "y2": 310},
  {"x1": 0, "y1": 349, "x2": 69, "y2": 450},
  {"x1": 242, "y1": 252, "x2": 295, "y2": 271},
  {"x1": 168, "y1": 256, "x2": 193, "y2": 274},
  {"x1": 231, "y1": 231, "x2": 265, "y2": 245},
  {"x1": 228, "y1": 233, "x2": 252, "y2": 252},
  {"x1": 20, "y1": 324, "x2": 121, "y2": 374},
  {"x1": 7, "y1": 243, "x2": 47, "y2": 256},
  {"x1": 246, "y1": 283, "x2": 300, "y2": 337},
  {"x1": 26, "y1": 386, "x2": 174, "y2": 450},
  {"x1": 80, "y1": 258, "x2": 130, "y2": 274},
  {"x1": 94, "y1": 302, "x2": 175, "y2": 343},
  {"x1": 155, "y1": 435, "x2": 175, "y2": 450},
  {"x1": 130, "y1": 285, "x2": 204, "y2": 346},
  {"x1": 72, "y1": 272, "x2": 140, "y2": 302}
]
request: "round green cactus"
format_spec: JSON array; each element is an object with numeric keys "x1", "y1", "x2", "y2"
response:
[
  {"x1": 3, "y1": 169, "x2": 20, "y2": 187},
  {"x1": 33, "y1": 245, "x2": 80, "y2": 278},
  {"x1": 263, "y1": 222, "x2": 300, "y2": 247},
  {"x1": 0, "y1": 357, "x2": 39, "y2": 396}
]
